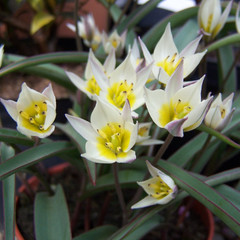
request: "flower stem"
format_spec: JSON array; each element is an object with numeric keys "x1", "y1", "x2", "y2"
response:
[
  {"x1": 113, "y1": 162, "x2": 128, "y2": 225},
  {"x1": 153, "y1": 133, "x2": 174, "y2": 165}
]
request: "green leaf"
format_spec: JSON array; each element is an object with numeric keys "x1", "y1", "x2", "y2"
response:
[
  {"x1": 215, "y1": 185, "x2": 240, "y2": 210},
  {"x1": 34, "y1": 184, "x2": 72, "y2": 240},
  {"x1": 0, "y1": 141, "x2": 74, "y2": 180},
  {"x1": 157, "y1": 160, "x2": 240, "y2": 235},
  {"x1": 218, "y1": 45, "x2": 237, "y2": 94},
  {"x1": 142, "y1": 6, "x2": 199, "y2": 51},
  {"x1": 31, "y1": 12, "x2": 55, "y2": 35},
  {"x1": 117, "y1": 0, "x2": 163, "y2": 34},
  {"x1": 0, "y1": 128, "x2": 34, "y2": 146},
  {"x1": 73, "y1": 225, "x2": 118, "y2": 240},
  {"x1": 174, "y1": 18, "x2": 199, "y2": 52},
  {"x1": 98, "y1": 0, "x2": 122, "y2": 22},
  {"x1": 206, "y1": 34, "x2": 240, "y2": 53},
  {"x1": 55, "y1": 123, "x2": 97, "y2": 185},
  {"x1": 1, "y1": 143, "x2": 16, "y2": 240}
]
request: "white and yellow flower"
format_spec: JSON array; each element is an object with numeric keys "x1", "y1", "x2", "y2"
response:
[
  {"x1": 66, "y1": 98, "x2": 138, "y2": 164},
  {"x1": 204, "y1": 93, "x2": 235, "y2": 131},
  {"x1": 129, "y1": 39, "x2": 144, "y2": 72},
  {"x1": 145, "y1": 62, "x2": 212, "y2": 137},
  {"x1": 131, "y1": 161, "x2": 177, "y2": 209},
  {"x1": 102, "y1": 30, "x2": 126, "y2": 57},
  {"x1": 136, "y1": 122, "x2": 163, "y2": 146},
  {"x1": 90, "y1": 51, "x2": 152, "y2": 113},
  {"x1": 0, "y1": 82, "x2": 56, "y2": 138},
  {"x1": 66, "y1": 14, "x2": 101, "y2": 51},
  {"x1": 66, "y1": 49, "x2": 115, "y2": 100},
  {"x1": 198, "y1": 0, "x2": 232, "y2": 41},
  {"x1": 236, "y1": 3, "x2": 240, "y2": 33},
  {"x1": 139, "y1": 23, "x2": 206, "y2": 85},
  {"x1": 0, "y1": 45, "x2": 4, "y2": 67}
]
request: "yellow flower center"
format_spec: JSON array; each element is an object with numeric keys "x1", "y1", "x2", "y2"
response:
[
  {"x1": 97, "y1": 122, "x2": 131, "y2": 160},
  {"x1": 159, "y1": 99, "x2": 192, "y2": 126},
  {"x1": 85, "y1": 76, "x2": 101, "y2": 95},
  {"x1": 148, "y1": 176, "x2": 172, "y2": 200},
  {"x1": 19, "y1": 101, "x2": 48, "y2": 133},
  {"x1": 107, "y1": 80, "x2": 136, "y2": 110},
  {"x1": 156, "y1": 53, "x2": 182, "y2": 76},
  {"x1": 138, "y1": 126, "x2": 149, "y2": 137},
  {"x1": 220, "y1": 107, "x2": 226, "y2": 119},
  {"x1": 111, "y1": 38, "x2": 118, "y2": 48}
]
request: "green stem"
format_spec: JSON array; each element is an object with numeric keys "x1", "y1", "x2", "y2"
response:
[
  {"x1": 74, "y1": 0, "x2": 82, "y2": 52},
  {"x1": 113, "y1": 162, "x2": 128, "y2": 225},
  {"x1": 153, "y1": 133, "x2": 173, "y2": 165}
]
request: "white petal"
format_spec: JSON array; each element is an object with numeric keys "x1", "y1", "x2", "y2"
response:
[
  {"x1": 165, "y1": 61, "x2": 184, "y2": 99},
  {"x1": 138, "y1": 37, "x2": 153, "y2": 64},
  {"x1": 66, "y1": 23, "x2": 76, "y2": 32},
  {"x1": 17, "y1": 124, "x2": 55, "y2": 138},
  {"x1": 124, "y1": 121, "x2": 138, "y2": 152},
  {"x1": 104, "y1": 49, "x2": 116, "y2": 73},
  {"x1": 0, "y1": 99, "x2": 18, "y2": 121},
  {"x1": 0, "y1": 45, "x2": 4, "y2": 67},
  {"x1": 236, "y1": 3, "x2": 240, "y2": 33},
  {"x1": 131, "y1": 195, "x2": 158, "y2": 209},
  {"x1": 153, "y1": 23, "x2": 178, "y2": 61},
  {"x1": 180, "y1": 35, "x2": 202, "y2": 57},
  {"x1": 65, "y1": 114, "x2": 97, "y2": 141},
  {"x1": 43, "y1": 101, "x2": 56, "y2": 129},
  {"x1": 122, "y1": 100, "x2": 133, "y2": 123},
  {"x1": 136, "y1": 62, "x2": 153, "y2": 89},
  {"x1": 216, "y1": 108, "x2": 235, "y2": 131},
  {"x1": 183, "y1": 51, "x2": 207, "y2": 78},
  {"x1": 165, "y1": 118, "x2": 187, "y2": 137},
  {"x1": 136, "y1": 139, "x2": 163, "y2": 146},
  {"x1": 91, "y1": 97, "x2": 122, "y2": 130},
  {"x1": 145, "y1": 88, "x2": 167, "y2": 128},
  {"x1": 109, "y1": 51, "x2": 136, "y2": 84},
  {"x1": 116, "y1": 149, "x2": 136, "y2": 163},
  {"x1": 42, "y1": 84, "x2": 56, "y2": 108}
]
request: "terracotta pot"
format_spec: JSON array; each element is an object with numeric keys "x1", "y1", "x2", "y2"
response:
[
  {"x1": 15, "y1": 162, "x2": 70, "y2": 240},
  {"x1": 177, "y1": 198, "x2": 215, "y2": 240}
]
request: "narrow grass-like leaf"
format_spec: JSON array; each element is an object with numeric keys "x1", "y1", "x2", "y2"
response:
[
  {"x1": 157, "y1": 160, "x2": 240, "y2": 235},
  {"x1": 142, "y1": 7, "x2": 198, "y2": 51},
  {"x1": 117, "y1": 0, "x2": 163, "y2": 34},
  {"x1": 73, "y1": 225, "x2": 118, "y2": 240},
  {"x1": 0, "y1": 128, "x2": 34, "y2": 146},
  {"x1": 1, "y1": 143, "x2": 15, "y2": 240},
  {"x1": 215, "y1": 185, "x2": 240, "y2": 210},
  {"x1": 218, "y1": 45, "x2": 237, "y2": 94},
  {"x1": 55, "y1": 123, "x2": 97, "y2": 185},
  {"x1": 174, "y1": 18, "x2": 199, "y2": 51},
  {"x1": 98, "y1": 0, "x2": 122, "y2": 22},
  {"x1": 206, "y1": 34, "x2": 240, "y2": 53},
  {"x1": 0, "y1": 141, "x2": 74, "y2": 180},
  {"x1": 34, "y1": 184, "x2": 72, "y2": 240}
]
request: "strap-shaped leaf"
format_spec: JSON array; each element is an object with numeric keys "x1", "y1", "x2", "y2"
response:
[
  {"x1": 142, "y1": 6, "x2": 198, "y2": 51},
  {"x1": 0, "y1": 141, "x2": 74, "y2": 180},
  {"x1": 157, "y1": 160, "x2": 240, "y2": 235},
  {"x1": 34, "y1": 184, "x2": 72, "y2": 240},
  {"x1": 73, "y1": 225, "x2": 118, "y2": 240},
  {"x1": 1, "y1": 143, "x2": 16, "y2": 240},
  {"x1": 0, "y1": 128, "x2": 34, "y2": 146}
]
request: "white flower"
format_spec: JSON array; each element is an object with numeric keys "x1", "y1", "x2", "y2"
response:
[
  {"x1": 139, "y1": 23, "x2": 206, "y2": 85},
  {"x1": 136, "y1": 122, "x2": 163, "y2": 146},
  {"x1": 145, "y1": 62, "x2": 212, "y2": 137},
  {"x1": 131, "y1": 161, "x2": 177, "y2": 209},
  {"x1": 236, "y1": 3, "x2": 240, "y2": 33},
  {"x1": 204, "y1": 93, "x2": 235, "y2": 131},
  {"x1": 90, "y1": 51, "x2": 152, "y2": 113},
  {"x1": 198, "y1": 0, "x2": 232, "y2": 41},
  {"x1": 66, "y1": 98, "x2": 138, "y2": 164},
  {"x1": 1, "y1": 83, "x2": 56, "y2": 138},
  {"x1": 66, "y1": 14, "x2": 101, "y2": 51},
  {"x1": 102, "y1": 30, "x2": 126, "y2": 56},
  {"x1": 0, "y1": 45, "x2": 4, "y2": 67},
  {"x1": 65, "y1": 49, "x2": 116, "y2": 100}
]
